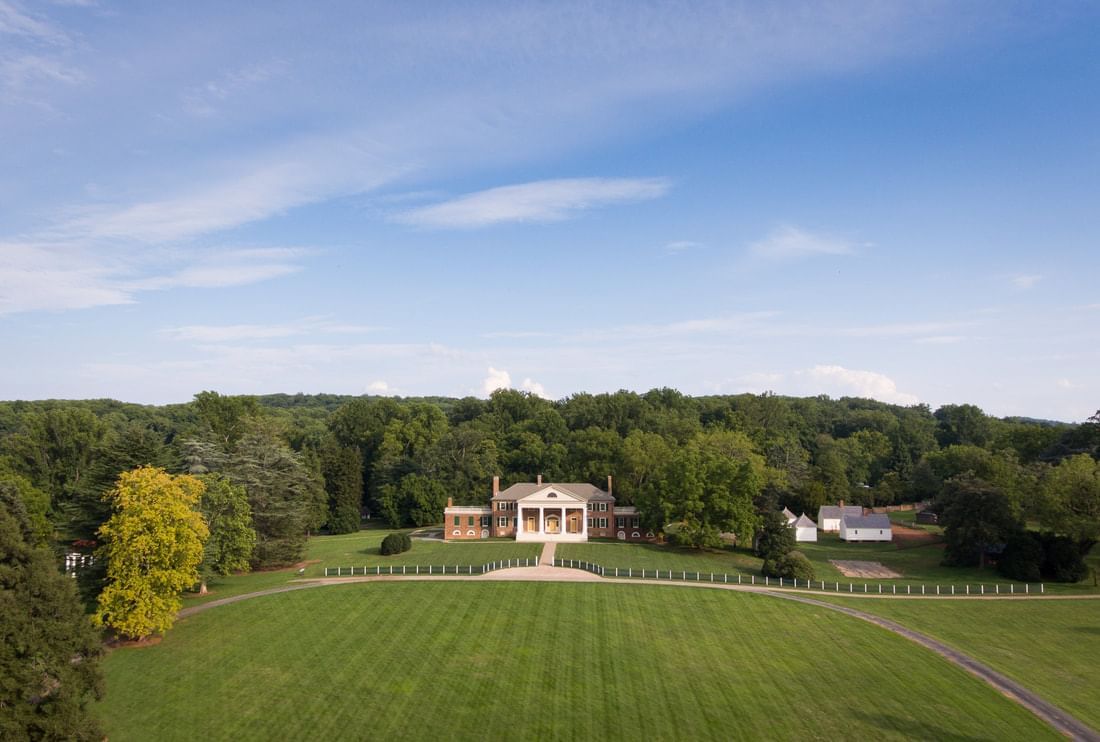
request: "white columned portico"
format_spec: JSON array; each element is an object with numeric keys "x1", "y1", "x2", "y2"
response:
[
  {"x1": 582, "y1": 507, "x2": 588, "y2": 538},
  {"x1": 538, "y1": 506, "x2": 544, "y2": 535}
]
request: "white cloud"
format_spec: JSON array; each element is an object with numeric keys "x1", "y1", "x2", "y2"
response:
[
  {"x1": 480, "y1": 367, "x2": 548, "y2": 398},
  {"x1": 482, "y1": 367, "x2": 511, "y2": 396},
  {"x1": 394, "y1": 177, "x2": 670, "y2": 228},
  {"x1": 1012, "y1": 274, "x2": 1043, "y2": 289},
  {"x1": 521, "y1": 378, "x2": 547, "y2": 398},
  {"x1": 367, "y1": 380, "x2": 390, "y2": 394},
  {"x1": 749, "y1": 225, "x2": 855, "y2": 260},
  {"x1": 1056, "y1": 378, "x2": 1080, "y2": 390},
  {"x1": 798, "y1": 365, "x2": 919, "y2": 405}
]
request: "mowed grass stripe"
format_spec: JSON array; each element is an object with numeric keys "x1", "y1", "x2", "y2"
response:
[
  {"x1": 99, "y1": 583, "x2": 1058, "y2": 741},
  {"x1": 812, "y1": 596, "x2": 1100, "y2": 731}
]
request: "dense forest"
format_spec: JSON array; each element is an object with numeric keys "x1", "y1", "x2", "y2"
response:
[{"x1": 1, "y1": 389, "x2": 1097, "y2": 599}]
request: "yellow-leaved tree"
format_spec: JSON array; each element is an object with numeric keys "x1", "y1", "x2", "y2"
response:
[{"x1": 94, "y1": 467, "x2": 209, "y2": 639}]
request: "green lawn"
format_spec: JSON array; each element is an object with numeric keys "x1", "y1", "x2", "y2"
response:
[
  {"x1": 100, "y1": 582, "x2": 1056, "y2": 741},
  {"x1": 812, "y1": 597, "x2": 1100, "y2": 731},
  {"x1": 183, "y1": 529, "x2": 540, "y2": 606},
  {"x1": 560, "y1": 536, "x2": 1099, "y2": 594}
]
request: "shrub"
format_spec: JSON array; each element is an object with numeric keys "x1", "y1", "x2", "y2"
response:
[
  {"x1": 1040, "y1": 534, "x2": 1087, "y2": 583},
  {"x1": 380, "y1": 533, "x2": 411, "y2": 556},
  {"x1": 997, "y1": 531, "x2": 1042, "y2": 582},
  {"x1": 762, "y1": 551, "x2": 815, "y2": 581}
]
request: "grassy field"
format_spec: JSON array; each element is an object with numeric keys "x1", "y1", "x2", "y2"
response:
[
  {"x1": 101, "y1": 582, "x2": 1056, "y2": 741},
  {"x1": 183, "y1": 528, "x2": 540, "y2": 605},
  {"x1": 813, "y1": 596, "x2": 1100, "y2": 731},
  {"x1": 559, "y1": 536, "x2": 1099, "y2": 594}
]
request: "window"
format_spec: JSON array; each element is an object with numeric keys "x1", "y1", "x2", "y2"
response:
[
  {"x1": 616, "y1": 517, "x2": 625, "y2": 528},
  {"x1": 468, "y1": 515, "x2": 475, "y2": 526},
  {"x1": 632, "y1": 516, "x2": 640, "y2": 528},
  {"x1": 587, "y1": 503, "x2": 594, "y2": 511},
  {"x1": 498, "y1": 516, "x2": 508, "y2": 528},
  {"x1": 598, "y1": 502, "x2": 608, "y2": 512},
  {"x1": 587, "y1": 518, "x2": 594, "y2": 528},
  {"x1": 598, "y1": 517, "x2": 608, "y2": 529},
  {"x1": 547, "y1": 492, "x2": 557, "y2": 498},
  {"x1": 453, "y1": 516, "x2": 460, "y2": 526},
  {"x1": 481, "y1": 516, "x2": 490, "y2": 528}
]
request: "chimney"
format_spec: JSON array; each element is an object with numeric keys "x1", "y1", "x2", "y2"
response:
[
  {"x1": 607, "y1": 475, "x2": 613, "y2": 497},
  {"x1": 537, "y1": 474, "x2": 542, "y2": 486},
  {"x1": 447, "y1": 497, "x2": 453, "y2": 507},
  {"x1": 492, "y1": 475, "x2": 500, "y2": 497}
]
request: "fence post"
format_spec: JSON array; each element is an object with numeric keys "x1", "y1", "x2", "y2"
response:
[
  {"x1": 995, "y1": 584, "x2": 999, "y2": 595},
  {"x1": 966, "y1": 585, "x2": 969, "y2": 595},
  {"x1": 766, "y1": 576, "x2": 769, "y2": 586},
  {"x1": 752, "y1": 575, "x2": 755, "y2": 585},
  {"x1": 325, "y1": 567, "x2": 328, "y2": 576},
  {"x1": 864, "y1": 584, "x2": 867, "y2": 593},
  {"x1": 1041, "y1": 583, "x2": 1044, "y2": 594},
  {"x1": 683, "y1": 570, "x2": 686, "y2": 581},
  {"x1": 1025, "y1": 584, "x2": 1029, "y2": 594}
]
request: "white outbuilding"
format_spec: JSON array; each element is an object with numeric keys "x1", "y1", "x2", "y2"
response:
[
  {"x1": 791, "y1": 513, "x2": 818, "y2": 542},
  {"x1": 817, "y1": 503, "x2": 863, "y2": 532},
  {"x1": 839, "y1": 513, "x2": 893, "y2": 542},
  {"x1": 781, "y1": 507, "x2": 797, "y2": 525}
]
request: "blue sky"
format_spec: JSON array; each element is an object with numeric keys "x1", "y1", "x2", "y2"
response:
[{"x1": 2, "y1": 1, "x2": 1098, "y2": 420}]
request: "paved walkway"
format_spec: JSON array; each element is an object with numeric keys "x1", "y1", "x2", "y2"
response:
[{"x1": 176, "y1": 568, "x2": 1100, "y2": 740}]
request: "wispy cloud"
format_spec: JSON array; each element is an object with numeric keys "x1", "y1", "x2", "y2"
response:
[
  {"x1": 665, "y1": 240, "x2": 701, "y2": 254},
  {"x1": 0, "y1": 1, "x2": 69, "y2": 44},
  {"x1": 182, "y1": 60, "x2": 286, "y2": 117},
  {"x1": 160, "y1": 316, "x2": 376, "y2": 343},
  {"x1": 913, "y1": 335, "x2": 966, "y2": 345},
  {"x1": 1012, "y1": 274, "x2": 1043, "y2": 289},
  {"x1": 748, "y1": 225, "x2": 856, "y2": 260},
  {"x1": 0, "y1": 244, "x2": 312, "y2": 315},
  {"x1": 394, "y1": 177, "x2": 670, "y2": 228}
]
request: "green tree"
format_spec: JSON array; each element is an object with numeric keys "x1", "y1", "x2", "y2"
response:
[
  {"x1": 197, "y1": 474, "x2": 255, "y2": 593},
  {"x1": 185, "y1": 420, "x2": 325, "y2": 568},
  {"x1": 192, "y1": 391, "x2": 260, "y2": 449},
  {"x1": 939, "y1": 475, "x2": 1018, "y2": 568},
  {"x1": 1038, "y1": 453, "x2": 1100, "y2": 549},
  {"x1": 754, "y1": 510, "x2": 795, "y2": 561},
  {"x1": 94, "y1": 467, "x2": 209, "y2": 639},
  {"x1": 653, "y1": 432, "x2": 762, "y2": 548},
  {"x1": 0, "y1": 498, "x2": 104, "y2": 741},
  {"x1": 319, "y1": 441, "x2": 363, "y2": 534},
  {"x1": 934, "y1": 404, "x2": 992, "y2": 448},
  {"x1": 377, "y1": 473, "x2": 448, "y2": 527}
]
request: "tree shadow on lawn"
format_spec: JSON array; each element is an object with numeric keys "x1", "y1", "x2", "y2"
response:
[{"x1": 850, "y1": 711, "x2": 1002, "y2": 742}]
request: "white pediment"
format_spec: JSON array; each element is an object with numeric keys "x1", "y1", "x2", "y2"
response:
[{"x1": 516, "y1": 486, "x2": 585, "y2": 504}]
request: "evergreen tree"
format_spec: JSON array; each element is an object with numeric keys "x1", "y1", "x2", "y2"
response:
[
  {"x1": 0, "y1": 498, "x2": 104, "y2": 740},
  {"x1": 320, "y1": 442, "x2": 363, "y2": 534}
]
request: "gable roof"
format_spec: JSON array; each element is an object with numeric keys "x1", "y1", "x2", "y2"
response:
[
  {"x1": 792, "y1": 513, "x2": 817, "y2": 529},
  {"x1": 781, "y1": 507, "x2": 797, "y2": 523},
  {"x1": 818, "y1": 505, "x2": 863, "y2": 520},
  {"x1": 493, "y1": 482, "x2": 612, "y2": 502},
  {"x1": 841, "y1": 513, "x2": 891, "y2": 530}
]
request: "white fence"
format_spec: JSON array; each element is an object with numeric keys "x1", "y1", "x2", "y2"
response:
[
  {"x1": 323, "y1": 556, "x2": 538, "y2": 577},
  {"x1": 553, "y1": 558, "x2": 1044, "y2": 596}
]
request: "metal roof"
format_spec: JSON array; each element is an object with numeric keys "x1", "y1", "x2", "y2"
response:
[{"x1": 841, "y1": 513, "x2": 891, "y2": 529}]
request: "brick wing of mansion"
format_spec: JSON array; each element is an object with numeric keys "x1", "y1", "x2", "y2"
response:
[{"x1": 444, "y1": 475, "x2": 652, "y2": 543}]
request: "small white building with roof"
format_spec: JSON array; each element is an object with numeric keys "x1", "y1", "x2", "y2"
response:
[
  {"x1": 817, "y1": 503, "x2": 864, "y2": 532},
  {"x1": 791, "y1": 513, "x2": 818, "y2": 542},
  {"x1": 839, "y1": 513, "x2": 893, "y2": 542}
]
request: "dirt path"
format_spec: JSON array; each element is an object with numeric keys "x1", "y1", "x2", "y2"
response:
[{"x1": 175, "y1": 572, "x2": 1100, "y2": 740}]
